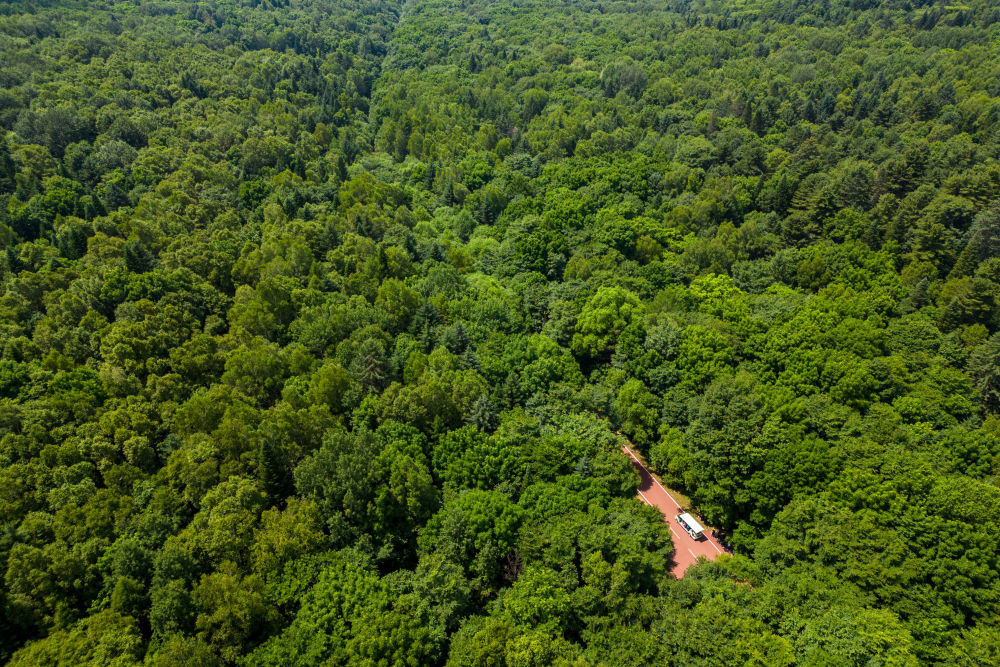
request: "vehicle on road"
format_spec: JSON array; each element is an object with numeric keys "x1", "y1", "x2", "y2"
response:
[{"x1": 676, "y1": 512, "x2": 706, "y2": 541}]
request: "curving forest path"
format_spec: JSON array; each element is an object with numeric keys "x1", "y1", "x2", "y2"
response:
[{"x1": 622, "y1": 444, "x2": 726, "y2": 577}]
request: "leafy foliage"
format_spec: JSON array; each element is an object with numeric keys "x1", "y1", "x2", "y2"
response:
[{"x1": 2, "y1": 0, "x2": 1000, "y2": 664}]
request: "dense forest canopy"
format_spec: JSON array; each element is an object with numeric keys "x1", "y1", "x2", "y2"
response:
[{"x1": 1, "y1": 0, "x2": 1000, "y2": 664}]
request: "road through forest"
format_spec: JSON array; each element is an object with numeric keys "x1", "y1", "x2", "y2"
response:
[{"x1": 622, "y1": 445, "x2": 726, "y2": 577}]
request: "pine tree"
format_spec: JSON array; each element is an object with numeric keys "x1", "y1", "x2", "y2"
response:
[
  {"x1": 423, "y1": 160, "x2": 436, "y2": 191},
  {"x1": 259, "y1": 438, "x2": 293, "y2": 503},
  {"x1": 0, "y1": 140, "x2": 14, "y2": 195},
  {"x1": 465, "y1": 395, "x2": 498, "y2": 433},
  {"x1": 124, "y1": 239, "x2": 153, "y2": 273},
  {"x1": 970, "y1": 334, "x2": 1000, "y2": 412}
]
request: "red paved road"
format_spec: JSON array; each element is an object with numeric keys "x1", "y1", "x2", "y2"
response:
[{"x1": 622, "y1": 445, "x2": 725, "y2": 577}]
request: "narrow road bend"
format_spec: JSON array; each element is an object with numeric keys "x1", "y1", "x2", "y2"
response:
[{"x1": 622, "y1": 444, "x2": 726, "y2": 577}]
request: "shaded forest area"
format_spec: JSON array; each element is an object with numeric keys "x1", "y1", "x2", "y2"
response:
[{"x1": 2, "y1": 0, "x2": 1000, "y2": 664}]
